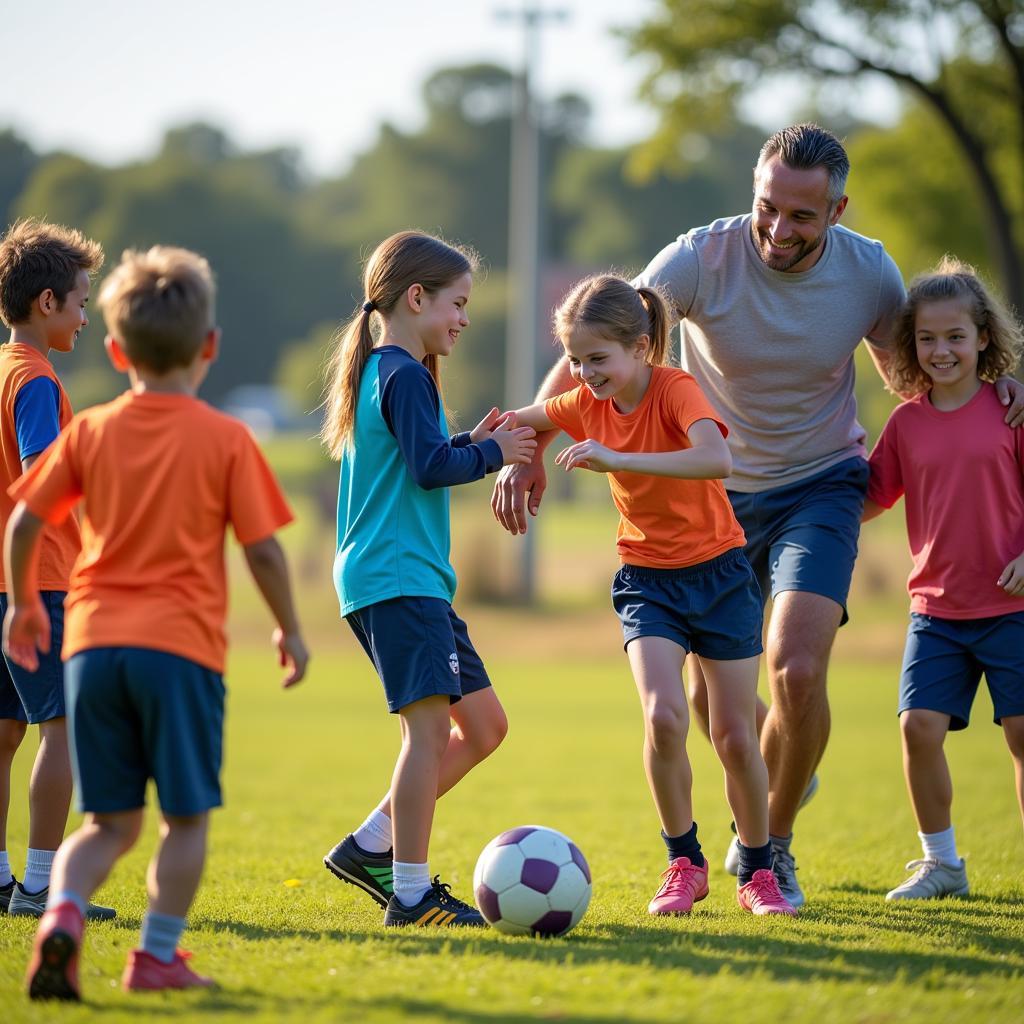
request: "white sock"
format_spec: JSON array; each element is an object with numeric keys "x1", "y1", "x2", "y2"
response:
[
  {"x1": 392, "y1": 861, "x2": 431, "y2": 907},
  {"x1": 0, "y1": 850, "x2": 11, "y2": 887},
  {"x1": 919, "y1": 827, "x2": 959, "y2": 866},
  {"x1": 23, "y1": 848, "x2": 56, "y2": 894},
  {"x1": 353, "y1": 809, "x2": 393, "y2": 854}
]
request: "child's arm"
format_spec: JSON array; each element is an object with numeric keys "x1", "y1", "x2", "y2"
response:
[
  {"x1": 2, "y1": 503, "x2": 50, "y2": 671},
  {"x1": 861, "y1": 498, "x2": 887, "y2": 523},
  {"x1": 243, "y1": 536, "x2": 309, "y2": 688},
  {"x1": 556, "y1": 418, "x2": 731, "y2": 479}
]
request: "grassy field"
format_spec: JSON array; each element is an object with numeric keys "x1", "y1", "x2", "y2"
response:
[{"x1": 1, "y1": 492, "x2": 1021, "y2": 1022}]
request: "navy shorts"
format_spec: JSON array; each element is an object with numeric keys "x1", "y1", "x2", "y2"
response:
[
  {"x1": 346, "y1": 597, "x2": 492, "y2": 713},
  {"x1": 65, "y1": 647, "x2": 225, "y2": 815},
  {"x1": 611, "y1": 548, "x2": 763, "y2": 660},
  {"x1": 728, "y1": 456, "x2": 869, "y2": 625},
  {"x1": 898, "y1": 612, "x2": 1024, "y2": 730},
  {"x1": 0, "y1": 592, "x2": 66, "y2": 724}
]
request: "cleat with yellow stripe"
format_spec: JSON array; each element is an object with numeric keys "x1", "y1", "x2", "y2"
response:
[{"x1": 383, "y1": 876, "x2": 485, "y2": 928}]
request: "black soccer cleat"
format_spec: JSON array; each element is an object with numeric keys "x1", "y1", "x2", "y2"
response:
[
  {"x1": 324, "y1": 834, "x2": 394, "y2": 908},
  {"x1": 383, "y1": 876, "x2": 486, "y2": 928}
]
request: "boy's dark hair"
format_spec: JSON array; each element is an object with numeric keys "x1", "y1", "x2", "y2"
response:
[
  {"x1": 0, "y1": 218, "x2": 104, "y2": 327},
  {"x1": 98, "y1": 246, "x2": 215, "y2": 373},
  {"x1": 757, "y1": 124, "x2": 850, "y2": 206}
]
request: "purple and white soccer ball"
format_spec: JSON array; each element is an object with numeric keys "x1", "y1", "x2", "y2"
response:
[{"x1": 473, "y1": 825, "x2": 591, "y2": 937}]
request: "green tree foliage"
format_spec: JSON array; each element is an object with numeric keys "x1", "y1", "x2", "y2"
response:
[
  {"x1": 0, "y1": 130, "x2": 39, "y2": 228},
  {"x1": 626, "y1": 0, "x2": 1024, "y2": 310}
]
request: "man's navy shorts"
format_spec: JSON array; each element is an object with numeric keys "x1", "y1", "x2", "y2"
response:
[
  {"x1": 0, "y1": 591, "x2": 66, "y2": 724},
  {"x1": 65, "y1": 647, "x2": 225, "y2": 815},
  {"x1": 898, "y1": 611, "x2": 1024, "y2": 730},
  {"x1": 727, "y1": 456, "x2": 869, "y2": 624},
  {"x1": 611, "y1": 548, "x2": 763, "y2": 660},
  {"x1": 346, "y1": 596, "x2": 492, "y2": 713}
]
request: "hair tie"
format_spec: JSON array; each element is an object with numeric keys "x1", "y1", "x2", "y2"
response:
[{"x1": 362, "y1": 300, "x2": 376, "y2": 313}]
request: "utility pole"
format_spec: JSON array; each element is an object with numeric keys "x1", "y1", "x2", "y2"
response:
[{"x1": 496, "y1": 3, "x2": 568, "y2": 602}]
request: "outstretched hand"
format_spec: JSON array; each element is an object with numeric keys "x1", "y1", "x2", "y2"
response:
[
  {"x1": 2, "y1": 598, "x2": 51, "y2": 672},
  {"x1": 473, "y1": 409, "x2": 536, "y2": 467}
]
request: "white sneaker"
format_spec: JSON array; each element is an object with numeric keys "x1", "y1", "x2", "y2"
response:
[
  {"x1": 885, "y1": 858, "x2": 969, "y2": 901},
  {"x1": 723, "y1": 773, "x2": 819, "y2": 876}
]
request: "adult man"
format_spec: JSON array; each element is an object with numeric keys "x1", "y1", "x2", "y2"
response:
[{"x1": 491, "y1": 124, "x2": 1024, "y2": 907}]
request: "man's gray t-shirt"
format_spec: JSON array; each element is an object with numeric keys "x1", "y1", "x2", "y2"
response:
[{"x1": 636, "y1": 214, "x2": 905, "y2": 493}]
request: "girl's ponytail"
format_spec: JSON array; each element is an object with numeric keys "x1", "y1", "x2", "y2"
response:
[
  {"x1": 636, "y1": 285, "x2": 671, "y2": 366},
  {"x1": 321, "y1": 305, "x2": 375, "y2": 458}
]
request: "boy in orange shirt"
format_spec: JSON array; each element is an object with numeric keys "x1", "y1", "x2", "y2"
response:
[
  {"x1": 4, "y1": 245, "x2": 309, "y2": 1000},
  {"x1": 0, "y1": 219, "x2": 113, "y2": 920}
]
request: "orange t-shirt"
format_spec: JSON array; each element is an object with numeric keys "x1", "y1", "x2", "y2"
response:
[
  {"x1": 545, "y1": 366, "x2": 745, "y2": 568},
  {"x1": 0, "y1": 343, "x2": 81, "y2": 591},
  {"x1": 10, "y1": 390, "x2": 293, "y2": 672}
]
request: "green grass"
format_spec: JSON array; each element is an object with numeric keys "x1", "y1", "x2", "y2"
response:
[{"x1": 2, "y1": 634, "x2": 1022, "y2": 1022}]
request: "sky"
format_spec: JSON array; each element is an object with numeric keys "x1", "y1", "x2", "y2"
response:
[{"x1": 2, "y1": 0, "x2": 900, "y2": 177}]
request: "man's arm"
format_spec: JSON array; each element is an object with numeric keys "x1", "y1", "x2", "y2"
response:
[
  {"x1": 490, "y1": 358, "x2": 575, "y2": 535},
  {"x1": 864, "y1": 341, "x2": 893, "y2": 389}
]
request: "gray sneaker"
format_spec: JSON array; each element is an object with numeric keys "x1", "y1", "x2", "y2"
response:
[
  {"x1": 8, "y1": 883, "x2": 116, "y2": 921},
  {"x1": 769, "y1": 837, "x2": 805, "y2": 909},
  {"x1": 0, "y1": 876, "x2": 16, "y2": 914},
  {"x1": 724, "y1": 774, "x2": 819, "y2": 876},
  {"x1": 885, "y1": 858, "x2": 969, "y2": 901}
]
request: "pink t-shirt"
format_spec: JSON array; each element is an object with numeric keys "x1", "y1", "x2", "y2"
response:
[{"x1": 867, "y1": 382, "x2": 1024, "y2": 619}]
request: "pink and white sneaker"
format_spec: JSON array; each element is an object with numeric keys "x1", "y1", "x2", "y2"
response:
[
  {"x1": 737, "y1": 868, "x2": 798, "y2": 916},
  {"x1": 648, "y1": 857, "x2": 709, "y2": 915}
]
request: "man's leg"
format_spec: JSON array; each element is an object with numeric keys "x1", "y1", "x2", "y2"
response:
[{"x1": 761, "y1": 590, "x2": 842, "y2": 837}]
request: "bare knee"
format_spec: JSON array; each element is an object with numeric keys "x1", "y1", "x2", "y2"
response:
[
  {"x1": 160, "y1": 812, "x2": 209, "y2": 839},
  {"x1": 0, "y1": 719, "x2": 27, "y2": 759},
  {"x1": 645, "y1": 700, "x2": 687, "y2": 754},
  {"x1": 473, "y1": 706, "x2": 509, "y2": 758},
  {"x1": 769, "y1": 652, "x2": 826, "y2": 712},
  {"x1": 900, "y1": 710, "x2": 947, "y2": 753},
  {"x1": 89, "y1": 811, "x2": 144, "y2": 854},
  {"x1": 710, "y1": 720, "x2": 759, "y2": 773}
]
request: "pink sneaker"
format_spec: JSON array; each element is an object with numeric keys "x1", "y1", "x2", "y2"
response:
[
  {"x1": 26, "y1": 901, "x2": 84, "y2": 1001},
  {"x1": 737, "y1": 868, "x2": 798, "y2": 916},
  {"x1": 648, "y1": 857, "x2": 709, "y2": 914},
  {"x1": 122, "y1": 949, "x2": 216, "y2": 992}
]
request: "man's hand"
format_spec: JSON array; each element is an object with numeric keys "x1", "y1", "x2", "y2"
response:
[
  {"x1": 2, "y1": 597, "x2": 51, "y2": 672},
  {"x1": 274, "y1": 628, "x2": 309, "y2": 688},
  {"x1": 996, "y1": 376, "x2": 1024, "y2": 428},
  {"x1": 491, "y1": 461, "x2": 548, "y2": 535}
]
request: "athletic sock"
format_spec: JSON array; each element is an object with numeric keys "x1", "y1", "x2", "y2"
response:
[
  {"x1": 919, "y1": 826, "x2": 959, "y2": 866},
  {"x1": 22, "y1": 848, "x2": 56, "y2": 894},
  {"x1": 736, "y1": 840, "x2": 773, "y2": 886},
  {"x1": 0, "y1": 850, "x2": 12, "y2": 887},
  {"x1": 392, "y1": 861, "x2": 431, "y2": 907},
  {"x1": 48, "y1": 888, "x2": 87, "y2": 916},
  {"x1": 141, "y1": 910, "x2": 186, "y2": 964},
  {"x1": 353, "y1": 809, "x2": 393, "y2": 854},
  {"x1": 662, "y1": 822, "x2": 704, "y2": 868}
]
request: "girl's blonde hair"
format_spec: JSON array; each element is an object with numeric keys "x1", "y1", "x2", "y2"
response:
[
  {"x1": 888, "y1": 255, "x2": 1024, "y2": 397},
  {"x1": 321, "y1": 231, "x2": 478, "y2": 458},
  {"x1": 553, "y1": 274, "x2": 672, "y2": 366}
]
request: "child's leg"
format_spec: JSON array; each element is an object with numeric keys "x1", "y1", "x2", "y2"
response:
[
  {"x1": 627, "y1": 636, "x2": 692, "y2": 837},
  {"x1": 687, "y1": 655, "x2": 769, "y2": 743},
  {"x1": 146, "y1": 813, "x2": 209, "y2": 918},
  {"x1": 0, "y1": 718, "x2": 27, "y2": 875},
  {"x1": 23, "y1": 718, "x2": 73, "y2": 892},
  {"x1": 49, "y1": 809, "x2": 143, "y2": 907},
  {"x1": 700, "y1": 655, "x2": 767, "y2": 848},
  {"x1": 1001, "y1": 714, "x2": 1024, "y2": 833},
  {"x1": 899, "y1": 709, "x2": 953, "y2": 834}
]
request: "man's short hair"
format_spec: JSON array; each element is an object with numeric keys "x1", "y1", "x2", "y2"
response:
[
  {"x1": 757, "y1": 124, "x2": 850, "y2": 206},
  {"x1": 0, "y1": 218, "x2": 104, "y2": 327},
  {"x1": 98, "y1": 246, "x2": 215, "y2": 373}
]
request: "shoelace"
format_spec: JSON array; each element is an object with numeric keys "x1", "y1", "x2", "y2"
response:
[
  {"x1": 745, "y1": 869, "x2": 786, "y2": 906},
  {"x1": 657, "y1": 860, "x2": 704, "y2": 899},
  {"x1": 771, "y1": 843, "x2": 798, "y2": 879},
  {"x1": 429, "y1": 877, "x2": 474, "y2": 913}
]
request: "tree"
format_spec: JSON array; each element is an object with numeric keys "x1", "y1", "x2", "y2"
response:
[{"x1": 626, "y1": 1, "x2": 1024, "y2": 311}]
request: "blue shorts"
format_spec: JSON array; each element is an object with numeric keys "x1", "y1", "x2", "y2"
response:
[
  {"x1": 728, "y1": 456, "x2": 869, "y2": 625},
  {"x1": 898, "y1": 612, "x2": 1024, "y2": 730},
  {"x1": 0, "y1": 592, "x2": 66, "y2": 724},
  {"x1": 65, "y1": 647, "x2": 225, "y2": 815},
  {"x1": 611, "y1": 548, "x2": 763, "y2": 660},
  {"x1": 346, "y1": 597, "x2": 492, "y2": 713}
]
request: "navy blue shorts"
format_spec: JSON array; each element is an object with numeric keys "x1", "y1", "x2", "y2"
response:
[
  {"x1": 898, "y1": 612, "x2": 1024, "y2": 730},
  {"x1": 346, "y1": 597, "x2": 492, "y2": 713},
  {"x1": 728, "y1": 457, "x2": 869, "y2": 625},
  {"x1": 611, "y1": 548, "x2": 763, "y2": 660},
  {"x1": 65, "y1": 647, "x2": 225, "y2": 815},
  {"x1": 0, "y1": 592, "x2": 66, "y2": 724}
]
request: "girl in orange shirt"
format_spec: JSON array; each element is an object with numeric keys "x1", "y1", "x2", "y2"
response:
[{"x1": 511, "y1": 274, "x2": 795, "y2": 917}]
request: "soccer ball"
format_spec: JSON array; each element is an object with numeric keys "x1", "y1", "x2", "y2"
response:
[{"x1": 473, "y1": 825, "x2": 591, "y2": 936}]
